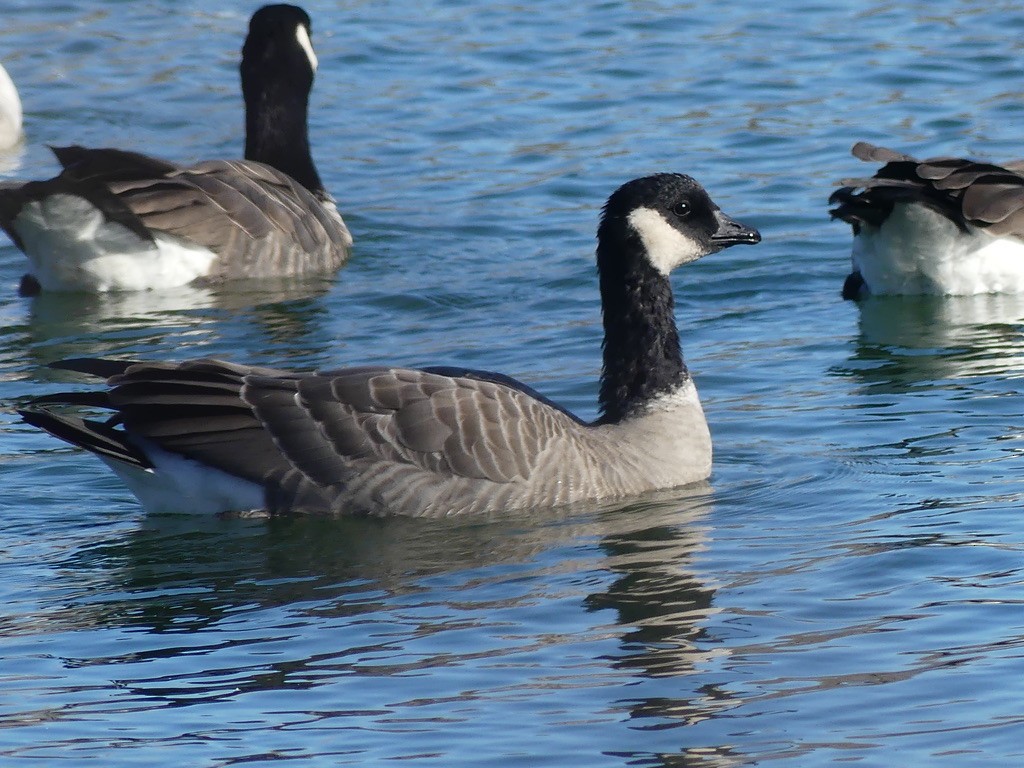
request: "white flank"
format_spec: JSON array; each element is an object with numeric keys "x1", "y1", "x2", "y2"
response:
[
  {"x1": 295, "y1": 24, "x2": 318, "y2": 72},
  {"x1": 627, "y1": 206, "x2": 707, "y2": 275},
  {"x1": 101, "y1": 443, "x2": 265, "y2": 515},
  {"x1": 15, "y1": 194, "x2": 216, "y2": 291},
  {"x1": 0, "y1": 62, "x2": 22, "y2": 151},
  {"x1": 854, "y1": 202, "x2": 1024, "y2": 296}
]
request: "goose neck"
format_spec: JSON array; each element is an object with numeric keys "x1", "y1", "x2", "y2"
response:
[
  {"x1": 596, "y1": 237, "x2": 688, "y2": 424},
  {"x1": 243, "y1": 74, "x2": 323, "y2": 195}
]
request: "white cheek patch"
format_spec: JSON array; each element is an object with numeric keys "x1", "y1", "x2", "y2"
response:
[
  {"x1": 295, "y1": 24, "x2": 318, "y2": 71},
  {"x1": 626, "y1": 207, "x2": 707, "y2": 275}
]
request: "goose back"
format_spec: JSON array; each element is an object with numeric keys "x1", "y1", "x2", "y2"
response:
[
  {"x1": 0, "y1": 4, "x2": 351, "y2": 293},
  {"x1": 830, "y1": 142, "x2": 1024, "y2": 297}
]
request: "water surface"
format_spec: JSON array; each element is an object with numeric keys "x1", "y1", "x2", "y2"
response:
[{"x1": 2, "y1": 1, "x2": 1023, "y2": 765}]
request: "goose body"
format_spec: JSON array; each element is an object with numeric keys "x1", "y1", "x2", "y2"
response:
[
  {"x1": 0, "y1": 5, "x2": 351, "y2": 295},
  {"x1": 0, "y1": 61, "x2": 22, "y2": 151},
  {"x1": 830, "y1": 142, "x2": 1024, "y2": 298},
  {"x1": 20, "y1": 173, "x2": 760, "y2": 517}
]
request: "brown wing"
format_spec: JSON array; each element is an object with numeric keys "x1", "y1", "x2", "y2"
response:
[
  {"x1": 830, "y1": 141, "x2": 1024, "y2": 239},
  {"x1": 0, "y1": 146, "x2": 352, "y2": 276},
  {"x1": 241, "y1": 366, "x2": 576, "y2": 487},
  {"x1": 28, "y1": 358, "x2": 585, "y2": 514}
]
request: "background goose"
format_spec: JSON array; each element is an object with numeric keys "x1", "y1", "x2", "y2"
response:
[
  {"x1": 19, "y1": 173, "x2": 760, "y2": 517},
  {"x1": 830, "y1": 141, "x2": 1024, "y2": 299},
  {"x1": 0, "y1": 4, "x2": 351, "y2": 295},
  {"x1": 0, "y1": 61, "x2": 22, "y2": 151}
]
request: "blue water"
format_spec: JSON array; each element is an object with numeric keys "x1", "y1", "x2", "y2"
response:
[{"x1": 2, "y1": 1, "x2": 1024, "y2": 765}]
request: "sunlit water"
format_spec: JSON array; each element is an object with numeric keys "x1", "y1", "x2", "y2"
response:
[{"x1": 2, "y1": 1, "x2": 1024, "y2": 765}]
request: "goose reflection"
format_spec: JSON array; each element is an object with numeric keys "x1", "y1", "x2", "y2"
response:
[
  {"x1": 584, "y1": 495, "x2": 743, "y2": 768},
  {"x1": 835, "y1": 293, "x2": 1024, "y2": 393},
  {"x1": 58, "y1": 490, "x2": 714, "y2": 629},
  {"x1": 20, "y1": 486, "x2": 745, "y2": 763},
  {"x1": 47, "y1": 492, "x2": 706, "y2": 633},
  {"x1": 14, "y1": 276, "x2": 335, "y2": 373}
]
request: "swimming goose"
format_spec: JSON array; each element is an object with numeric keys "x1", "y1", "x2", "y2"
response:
[
  {"x1": 830, "y1": 141, "x2": 1024, "y2": 299},
  {"x1": 0, "y1": 61, "x2": 22, "y2": 151},
  {"x1": 0, "y1": 4, "x2": 352, "y2": 295},
  {"x1": 19, "y1": 173, "x2": 761, "y2": 516}
]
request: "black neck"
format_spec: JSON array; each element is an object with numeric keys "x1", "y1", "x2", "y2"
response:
[
  {"x1": 596, "y1": 230, "x2": 688, "y2": 424},
  {"x1": 242, "y1": 72, "x2": 323, "y2": 195}
]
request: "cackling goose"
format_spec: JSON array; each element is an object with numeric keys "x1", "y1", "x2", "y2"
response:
[
  {"x1": 19, "y1": 173, "x2": 760, "y2": 516},
  {"x1": 0, "y1": 4, "x2": 352, "y2": 295},
  {"x1": 830, "y1": 141, "x2": 1024, "y2": 298}
]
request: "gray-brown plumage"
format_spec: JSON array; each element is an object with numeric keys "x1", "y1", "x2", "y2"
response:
[
  {"x1": 19, "y1": 173, "x2": 761, "y2": 517},
  {"x1": 830, "y1": 142, "x2": 1024, "y2": 298},
  {"x1": 832, "y1": 142, "x2": 1024, "y2": 235},
  {"x1": 0, "y1": 5, "x2": 351, "y2": 295}
]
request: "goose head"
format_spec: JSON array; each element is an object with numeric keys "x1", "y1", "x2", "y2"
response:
[
  {"x1": 598, "y1": 173, "x2": 761, "y2": 277},
  {"x1": 241, "y1": 4, "x2": 317, "y2": 92},
  {"x1": 596, "y1": 173, "x2": 761, "y2": 423},
  {"x1": 240, "y1": 4, "x2": 322, "y2": 193}
]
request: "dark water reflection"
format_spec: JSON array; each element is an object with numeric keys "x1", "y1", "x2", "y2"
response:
[
  {"x1": 11, "y1": 491, "x2": 729, "y2": 752},
  {"x1": 2, "y1": 276, "x2": 338, "y2": 378},
  {"x1": 836, "y1": 294, "x2": 1024, "y2": 391}
]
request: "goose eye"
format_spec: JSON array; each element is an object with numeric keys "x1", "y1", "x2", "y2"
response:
[{"x1": 671, "y1": 201, "x2": 691, "y2": 218}]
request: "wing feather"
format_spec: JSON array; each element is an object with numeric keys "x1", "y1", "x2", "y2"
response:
[
  {"x1": 1, "y1": 146, "x2": 352, "y2": 279},
  {"x1": 27, "y1": 359, "x2": 585, "y2": 514},
  {"x1": 832, "y1": 142, "x2": 1024, "y2": 239}
]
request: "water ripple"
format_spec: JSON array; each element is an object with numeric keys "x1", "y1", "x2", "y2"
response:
[{"x1": 2, "y1": 0, "x2": 1024, "y2": 765}]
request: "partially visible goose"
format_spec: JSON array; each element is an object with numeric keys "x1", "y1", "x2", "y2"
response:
[
  {"x1": 830, "y1": 141, "x2": 1024, "y2": 299},
  {"x1": 19, "y1": 173, "x2": 761, "y2": 517},
  {"x1": 0, "y1": 4, "x2": 352, "y2": 295},
  {"x1": 0, "y1": 61, "x2": 22, "y2": 151}
]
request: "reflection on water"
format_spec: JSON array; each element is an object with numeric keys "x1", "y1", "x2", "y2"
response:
[
  {"x1": 0, "y1": 489, "x2": 726, "y2": 758},
  {"x1": 3, "y1": 276, "x2": 338, "y2": 376},
  {"x1": 585, "y1": 500, "x2": 740, "y2": 767},
  {"x1": 835, "y1": 293, "x2": 1024, "y2": 391}
]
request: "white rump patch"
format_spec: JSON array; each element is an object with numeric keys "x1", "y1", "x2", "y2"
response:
[
  {"x1": 627, "y1": 207, "x2": 707, "y2": 275},
  {"x1": 102, "y1": 443, "x2": 265, "y2": 515},
  {"x1": 854, "y1": 203, "x2": 1024, "y2": 296},
  {"x1": 15, "y1": 194, "x2": 216, "y2": 291},
  {"x1": 295, "y1": 24, "x2": 318, "y2": 71}
]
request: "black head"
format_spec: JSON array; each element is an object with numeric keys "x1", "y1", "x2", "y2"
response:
[
  {"x1": 598, "y1": 173, "x2": 760, "y2": 276},
  {"x1": 240, "y1": 4, "x2": 323, "y2": 192},
  {"x1": 595, "y1": 174, "x2": 759, "y2": 422},
  {"x1": 241, "y1": 5, "x2": 317, "y2": 99}
]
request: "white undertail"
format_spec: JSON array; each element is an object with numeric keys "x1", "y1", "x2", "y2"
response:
[
  {"x1": 852, "y1": 203, "x2": 1024, "y2": 296},
  {"x1": 14, "y1": 195, "x2": 216, "y2": 291}
]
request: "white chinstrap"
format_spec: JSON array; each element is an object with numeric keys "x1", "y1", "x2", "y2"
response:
[{"x1": 627, "y1": 206, "x2": 708, "y2": 275}]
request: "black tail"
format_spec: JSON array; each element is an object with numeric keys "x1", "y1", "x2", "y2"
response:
[{"x1": 18, "y1": 407, "x2": 151, "y2": 469}]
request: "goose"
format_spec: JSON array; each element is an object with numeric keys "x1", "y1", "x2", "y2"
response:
[
  {"x1": 0, "y1": 4, "x2": 352, "y2": 296},
  {"x1": 18, "y1": 173, "x2": 761, "y2": 517},
  {"x1": 0, "y1": 61, "x2": 22, "y2": 151},
  {"x1": 830, "y1": 141, "x2": 1024, "y2": 299}
]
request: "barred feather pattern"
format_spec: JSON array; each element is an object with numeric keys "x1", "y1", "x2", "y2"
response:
[
  {"x1": 24, "y1": 357, "x2": 709, "y2": 517},
  {"x1": 0, "y1": 147, "x2": 351, "y2": 285}
]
